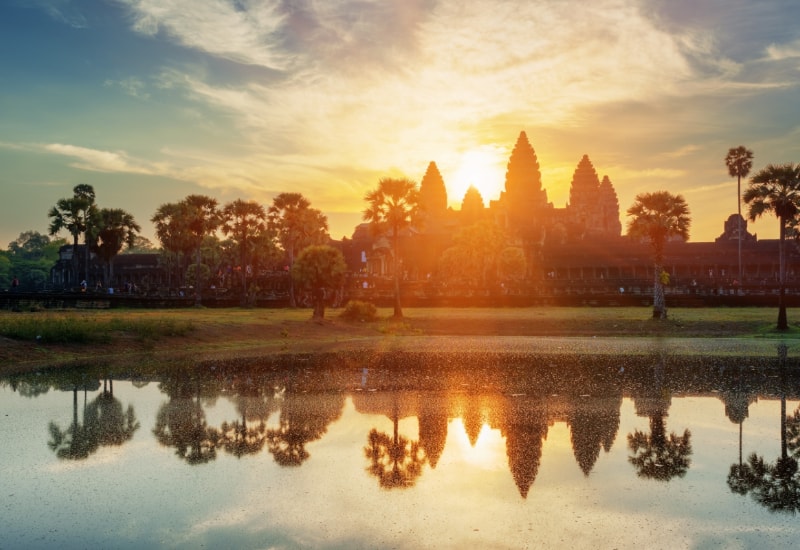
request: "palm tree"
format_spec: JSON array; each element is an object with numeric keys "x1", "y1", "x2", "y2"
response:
[
  {"x1": 743, "y1": 163, "x2": 800, "y2": 330},
  {"x1": 291, "y1": 244, "x2": 347, "y2": 320},
  {"x1": 152, "y1": 202, "x2": 193, "y2": 288},
  {"x1": 47, "y1": 184, "x2": 96, "y2": 287},
  {"x1": 181, "y1": 195, "x2": 221, "y2": 305},
  {"x1": 87, "y1": 208, "x2": 140, "y2": 287},
  {"x1": 725, "y1": 146, "x2": 754, "y2": 285},
  {"x1": 220, "y1": 199, "x2": 268, "y2": 301},
  {"x1": 626, "y1": 191, "x2": 691, "y2": 319},
  {"x1": 268, "y1": 193, "x2": 329, "y2": 307},
  {"x1": 363, "y1": 177, "x2": 420, "y2": 319}
]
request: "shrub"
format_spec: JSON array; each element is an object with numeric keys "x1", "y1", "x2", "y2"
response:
[{"x1": 339, "y1": 300, "x2": 378, "y2": 322}]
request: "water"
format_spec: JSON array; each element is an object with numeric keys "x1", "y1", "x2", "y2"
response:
[{"x1": 2, "y1": 347, "x2": 800, "y2": 549}]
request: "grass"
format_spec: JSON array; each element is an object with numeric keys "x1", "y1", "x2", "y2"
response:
[
  {"x1": 2, "y1": 306, "x2": 800, "y2": 373},
  {"x1": 0, "y1": 311, "x2": 194, "y2": 344}
]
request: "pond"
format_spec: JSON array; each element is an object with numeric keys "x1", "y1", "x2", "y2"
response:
[{"x1": 2, "y1": 343, "x2": 800, "y2": 549}]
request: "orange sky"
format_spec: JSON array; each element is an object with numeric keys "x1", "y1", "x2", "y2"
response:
[{"x1": 2, "y1": 1, "x2": 800, "y2": 246}]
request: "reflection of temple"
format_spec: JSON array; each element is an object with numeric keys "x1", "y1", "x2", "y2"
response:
[{"x1": 352, "y1": 390, "x2": 622, "y2": 498}]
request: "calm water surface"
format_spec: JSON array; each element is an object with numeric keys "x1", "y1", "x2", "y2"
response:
[{"x1": 2, "y1": 346, "x2": 800, "y2": 549}]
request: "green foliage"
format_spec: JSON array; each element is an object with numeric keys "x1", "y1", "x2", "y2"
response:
[
  {"x1": 340, "y1": 300, "x2": 378, "y2": 322},
  {"x1": 0, "y1": 313, "x2": 193, "y2": 344},
  {"x1": 4, "y1": 231, "x2": 66, "y2": 291},
  {"x1": 291, "y1": 245, "x2": 346, "y2": 290},
  {"x1": 499, "y1": 246, "x2": 526, "y2": 281},
  {"x1": 185, "y1": 263, "x2": 211, "y2": 289}
]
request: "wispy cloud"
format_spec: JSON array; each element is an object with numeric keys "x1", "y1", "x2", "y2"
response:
[
  {"x1": 766, "y1": 39, "x2": 800, "y2": 60},
  {"x1": 119, "y1": 0, "x2": 290, "y2": 70},
  {"x1": 20, "y1": 0, "x2": 88, "y2": 28},
  {"x1": 43, "y1": 143, "x2": 156, "y2": 174},
  {"x1": 103, "y1": 77, "x2": 150, "y2": 99}
]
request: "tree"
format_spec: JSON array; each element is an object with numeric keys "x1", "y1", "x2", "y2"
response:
[
  {"x1": 291, "y1": 245, "x2": 347, "y2": 320},
  {"x1": 439, "y1": 220, "x2": 511, "y2": 288},
  {"x1": 221, "y1": 199, "x2": 268, "y2": 301},
  {"x1": 743, "y1": 163, "x2": 800, "y2": 330},
  {"x1": 363, "y1": 177, "x2": 420, "y2": 319},
  {"x1": 48, "y1": 184, "x2": 96, "y2": 286},
  {"x1": 364, "y1": 395, "x2": 427, "y2": 489},
  {"x1": 87, "y1": 208, "x2": 140, "y2": 287},
  {"x1": 152, "y1": 202, "x2": 194, "y2": 288},
  {"x1": 4, "y1": 231, "x2": 65, "y2": 290},
  {"x1": 725, "y1": 146, "x2": 754, "y2": 285},
  {"x1": 268, "y1": 193, "x2": 329, "y2": 307},
  {"x1": 626, "y1": 191, "x2": 690, "y2": 319},
  {"x1": 181, "y1": 195, "x2": 220, "y2": 304}
]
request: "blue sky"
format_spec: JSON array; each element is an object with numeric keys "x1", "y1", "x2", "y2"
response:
[{"x1": 2, "y1": 0, "x2": 800, "y2": 247}]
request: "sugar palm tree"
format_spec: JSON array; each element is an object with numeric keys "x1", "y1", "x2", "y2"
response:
[
  {"x1": 221, "y1": 199, "x2": 268, "y2": 301},
  {"x1": 87, "y1": 208, "x2": 140, "y2": 287},
  {"x1": 725, "y1": 146, "x2": 754, "y2": 285},
  {"x1": 743, "y1": 163, "x2": 800, "y2": 330},
  {"x1": 181, "y1": 195, "x2": 221, "y2": 305},
  {"x1": 268, "y1": 193, "x2": 329, "y2": 307},
  {"x1": 626, "y1": 191, "x2": 691, "y2": 319},
  {"x1": 363, "y1": 177, "x2": 420, "y2": 319},
  {"x1": 48, "y1": 184, "x2": 96, "y2": 286}
]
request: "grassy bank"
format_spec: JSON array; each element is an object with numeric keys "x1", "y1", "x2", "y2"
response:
[{"x1": 2, "y1": 306, "x2": 800, "y2": 372}]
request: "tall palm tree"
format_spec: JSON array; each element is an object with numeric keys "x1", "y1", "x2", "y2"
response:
[
  {"x1": 87, "y1": 208, "x2": 140, "y2": 287},
  {"x1": 268, "y1": 193, "x2": 329, "y2": 307},
  {"x1": 47, "y1": 184, "x2": 96, "y2": 286},
  {"x1": 181, "y1": 195, "x2": 220, "y2": 305},
  {"x1": 152, "y1": 202, "x2": 193, "y2": 288},
  {"x1": 743, "y1": 163, "x2": 800, "y2": 330},
  {"x1": 363, "y1": 177, "x2": 420, "y2": 319},
  {"x1": 725, "y1": 146, "x2": 754, "y2": 286},
  {"x1": 626, "y1": 191, "x2": 691, "y2": 319},
  {"x1": 221, "y1": 199, "x2": 268, "y2": 301}
]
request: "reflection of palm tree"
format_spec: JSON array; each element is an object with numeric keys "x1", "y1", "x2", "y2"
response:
[
  {"x1": 267, "y1": 393, "x2": 344, "y2": 467},
  {"x1": 728, "y1": 344, "x2": 800, "y2": 512},
  {"x1": 218, "y1": 394, "x2": 276, "y2": 459},
  {"x1": 153, "y1": 398, "x2": 219, "y2": 465},
  {"x1": 628, "y1": 354, "x2": 692, "y2": 482},
  {"x1": 48, "y1": 386, "x2": 100, "y2": 460},
  {"x1": 364, "y1": 395, "x2": 426, "y2": 489},
  {"x1": 47, "y1": 378, "x2": 103, "y2": 461},
  {"x1": 93, "y1": 387, "x2": 139, "y2": 448},
  {"x1": 721, "y1": 366, "x2": 758, "y2": 475},
  {"x1": 628, "y1": 415, "x2": 692, "y2": 481}
]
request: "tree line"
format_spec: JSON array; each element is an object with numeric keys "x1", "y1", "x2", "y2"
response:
[{"x1": 3, "y1": 147, "x2": 800, "y2": 328}]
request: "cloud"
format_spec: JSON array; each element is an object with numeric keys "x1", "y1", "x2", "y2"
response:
[
  {"x1": 662, "y1": 145, "x2": 702, "y2": 159},
  {"x1": 119, "y1": 0, "x2": 290, "y2": 70},
  {"x1": 104, "y1": 77, "x2": 151, "y2": 99},
  {"x1": 766, "y1": 39, "x2": 800, "y2": 61},
  {"x1": 42, "y1": 143, "x2": 156, "y2": 175},
  {"x1": 19, "y1": 0, "x2": 88, "y2": 28}
]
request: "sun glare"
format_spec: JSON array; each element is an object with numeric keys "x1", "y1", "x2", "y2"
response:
[
  {"x1": 450, "y1": 418, "x2": 506, "y2": 468},
  {"x1": 447, "y1": 147, "x2": 507, "y2": 207}
]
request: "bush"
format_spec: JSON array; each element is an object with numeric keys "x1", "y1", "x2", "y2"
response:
[{"x1": 339, "y1": 300, "x2": 378, "y2": 322}]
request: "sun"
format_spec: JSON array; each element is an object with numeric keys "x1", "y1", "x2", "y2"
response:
[{"x1": 448, "y1": 147, "x2": 507, "y2": 207}]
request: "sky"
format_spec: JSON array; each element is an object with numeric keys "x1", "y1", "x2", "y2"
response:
[{"x1": 2, "y1": 0, "x2": 800, "y2": 248}]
